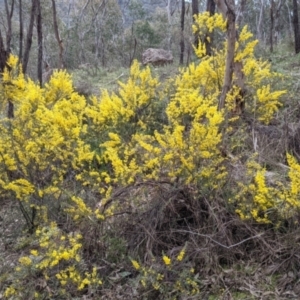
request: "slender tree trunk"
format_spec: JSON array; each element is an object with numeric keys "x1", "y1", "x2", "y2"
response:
[
  {"x1": 205, "y1": 0, "x2": 216, "y2": 56},
  {"x1": 214, "y1": 0, "x2": 246, "y2": 113},
  {"x1": 0, "y1": 31, "x2": 8, "y2": 72},
  {"x1": 23, "y1": 0, "x2": 37, "y2": 74},
  {"x1": 166, "y1": 0, "x2": 172, "y2": 50},
  {"x1": 274, "y1": 0, "x2": 283, "y2": 46},
  {"x1": 207, "y1": 0, "x2": 216, "y2": 16},
  {"x1": 257, "y1": 0, "x2": 264, "y2": 41},
  {"x1": 51, "y1": 0, "x2": 64, "y2": 69},
  {"x1": 4, "y1": 0, "x2": 15, "y2": 51},
  {"x1": 36, "y1": 0, "x2": 43, "y2": 86},
  {"x1": 286, "y1": 1, "x2": 293, "y2": 41},
  {"x1": 192, "y1": 0, "x2": 199, "y2": 47},
  {"x1": 3, "y1": 1, "x2": 14, "y2": 118},
  {"x1": 236, "y1": 0, "x2": 246, "y2": 26},
  {"x1": 215, "y1": 0, "x2": 236, "y2": 110},
  {"x1": 270, "y1": 0, "x2": 274, "y2": 52},
  {"x1": 18, "y1": 0, "x2": 23, "y2": 61},
  {"x1": 293, "y1": 0, "x2": 300, "y2": 53},
  {"x1": 180, "y1": 0, "x2": 185, "y2": 65}
]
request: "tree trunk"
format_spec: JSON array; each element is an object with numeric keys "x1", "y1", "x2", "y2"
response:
[
  {"x1": 236, "y1": 0, "x2": 246, "y2": 27},
  {"x1": 0, "y1": 31, "x2": 8, "y2": 73},
  {"x1": 286, "y1": 1, "x2": 293, "y2": 41},
  {"x1": 215, "y1": 0, "x2": 236, "y2": 110},
  {"x1": 51, "y1": 0, "x2": 64, "y2": 69},
  {"x1": 4, "y1": 0, "x2": 15, "y2": 51},
  {"x1": 257, "y1": 0, "x2": 264, "y2": 41},
  {"x1": 166, "y1": 0, "x2": 172, "y2": 50},
  {"x1": 2, "y1": 1, "x2": 14, "y2": 118},
  {"x1": 293, "y1": 0, "x2": 300, "y2": 53},
  {"x1": 36, "y1": 0, "x2": 43, "y2": 86},
  {"x1": 180, "y1": 0, "x2": 185, "y2": 65},
  {"x1": 274, "y1": 0, "x2": 283, "y2": 46},
  {"x1": 18, "y1": 0, "x2": 23, "y2": 61},
  {"x1": 214, "y1": 0, "x2": 246, "y2": 113},
  {"x1": 270, "y1": 0, "x2": 274, "y2": 52},
  {"x1": 205, "y1": 0, "x2": 216, "y2": 56},
  {"x1": 192, "y1": 0, "x2": 199, "y2": 47},
  {"x1": 22, "y1": 0, "x2": 37, "y2": 74}
]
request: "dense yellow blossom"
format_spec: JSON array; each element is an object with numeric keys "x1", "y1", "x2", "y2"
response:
[
  {"x1": 163, "y1": 255, "x2": 171, "y2": 266},
  {"x1": 176, "y1": 248, "x2": 185, "y2": 262},
  {"x1": 6, "y1": 222, "x2": 102, "y2": 297},
  {"x1": 131, "y1": 260, "x2": 141, "y2": 270},
  {"x1": 233, "y1": 154, "x2": 300, "y2": 223},
  {"x1": 190, "y1": 13, "x2": 285, "y2": 124}
]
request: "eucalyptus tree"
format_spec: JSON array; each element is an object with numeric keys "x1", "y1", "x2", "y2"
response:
[
  {"x1": 292, "y1": 0, "x2": 300, "y2": 53},
  {"x1": 192, "y1": 0, "x2": 199, "y2": 47},
  {"x1": 60, "y1": 0, "x2": 123, "y2": 68},
  {"x1": 180, "y1": 0, "x2": 185, "y2": 64},
  {"x1": 205, "y1": 0, "x2": 215, "y2": 56}
]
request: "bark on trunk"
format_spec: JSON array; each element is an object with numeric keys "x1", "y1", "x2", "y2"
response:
[
  {"x1": 236, "y1": 0, "x2": 246, "y2": 26},
  {"x1": 192, "y1": 0, "x2": 199, "y2": 47},
  {"x1": 216, "y1": 0, "x2": 236, "y2": 110},
  {"x1": 293, "y1": 0, "x2": 300, "y2": 53},
  {"x1": 180, "y1": 0, "x2": 185, "y2": 65},
  {"x1": 36, "y1": 0, "x2": 43, "y2": 86},
  {"x1": 52, "y1": 0, "x2": 64, "y2": 69},
  {"x1": 22, "y1": 0, "x2": 37, "y2": 74},
  {"x1": 205, "y1": 0, "x2": 216, "y2": 56},
  {"x1": 4, "y1": 0, "x2": 15, "y2": 51},
  {"x1": 257, "y1": 0, "x2": 264, "y2": 41},
  {"x1": 274, "y1": 0, "x2": 283, "y2": 46},
  {"x1": 18, "y1": 0, "x2": 23, "y2": 61},
  {"x1": 2, "y1": 1, "x2": 14, "y2": 118},
  {"x1": 270, "y1": 0, "x2": 274, "y2": 52},
  {"x1": 215, "y1": 0, "x2": 246, "y2": 113},
  {"x1": 0, "y1": 31, "x2": 8, "y2": 72}
]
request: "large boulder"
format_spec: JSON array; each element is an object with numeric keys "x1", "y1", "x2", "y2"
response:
[{"x1": 142, "y1": 48, "x2": 173, "y2": 66}]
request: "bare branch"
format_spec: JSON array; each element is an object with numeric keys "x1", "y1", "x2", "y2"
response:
[{"x1": 174, "y1": 229, "x2": 264, "y2": 249}]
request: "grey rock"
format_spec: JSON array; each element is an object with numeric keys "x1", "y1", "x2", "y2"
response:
[{"x1": 142, "y1": 48, "x2": 173, "y2": 65}]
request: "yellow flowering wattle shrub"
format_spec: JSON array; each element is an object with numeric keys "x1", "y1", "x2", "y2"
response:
[
  {"x1": 234, "y1": 154, "x2": 300, "y2": 224},
  {"x1": 0, "y1": 11, "x2": 295, "y2": 299},
  {"x1": 82, "y1": 60, "x2": 226, "y2": 204},
  {"x1": 0, "y1": 56, "x2": 102, "y2": 229},
  {"x1": 0, "y1": 56, "x2": 104, "y2": 298},
  {"x1": 4, "y1": 222, "x2": 102, "y2": 299},
  {"x1": 192, "y1": 12, "x2": 286, "y2": 123}
]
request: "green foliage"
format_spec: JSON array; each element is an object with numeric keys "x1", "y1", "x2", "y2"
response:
[
  {"x1": 128, "y1": 0, "x2": 146, "y2": 20},
  {"x1": 135, "y1": 20, "x2": 162, "y2": 47}
]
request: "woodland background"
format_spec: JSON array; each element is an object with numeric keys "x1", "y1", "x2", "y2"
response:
[{"x1": 1, "y1": 0, "x2": 299, "y2": 78}]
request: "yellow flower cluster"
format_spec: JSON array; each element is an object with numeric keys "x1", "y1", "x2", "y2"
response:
[
  {"x1": 4, "y1": 222, "x2": 102, "y2": 298},
  {"x1": 234, "y1": 154, "x2": 300, "y2": 224},
  {"x1": 131, "y1": 259, "x2": 141, "y2": 270},
  {"x1": 163, "y1": 255, "x2": 171, "y2": 266},
  {"x1": 0, "y1": 55, "x2": 104, "y2": 228},
  {"x1": 191, "y1": 13, "x2": 286, "y2": 124},
  {"x1": 131, "y1": 251, "x2": 200, "y2": 297},
  {"x1": 192, "y1": 11, "x2": 226, "y2": 35},
  {"x1": 176, "y1": 248, "x2": 185, "y2": 262}
]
